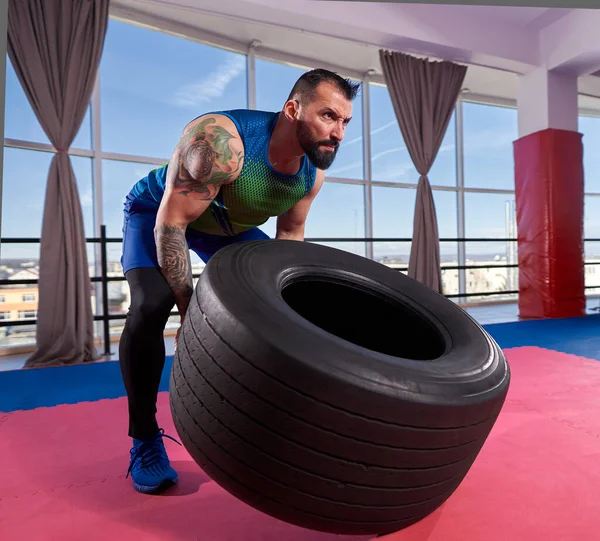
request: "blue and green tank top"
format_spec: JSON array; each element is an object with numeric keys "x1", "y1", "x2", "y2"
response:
[{"x1": 127, "y1": 109, "x2": 317, "y2": 236}]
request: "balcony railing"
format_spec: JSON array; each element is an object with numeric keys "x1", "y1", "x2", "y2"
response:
[{"x1": 1, "y1": 226, "x2": 597, "y2": 355}]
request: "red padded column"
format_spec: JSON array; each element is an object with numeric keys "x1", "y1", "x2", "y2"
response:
[{"x1": 513, "y1": 128, "x2": 585, "y2": 319}]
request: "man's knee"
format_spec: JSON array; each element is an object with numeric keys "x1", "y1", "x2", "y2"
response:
[
  {"x1": 131, "y1": 289, "x2": 174, "y2": 321},
  {"x1": 125, "y1": 268, "x2": 175, "y2": 327}
]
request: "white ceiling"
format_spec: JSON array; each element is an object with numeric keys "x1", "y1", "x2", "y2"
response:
[
  {"x1": 110, "y1": 0, "x2": 600, "y2": 111},
  {"x1": 435, "y1": 5, "x2": 571, "y2": 27}
]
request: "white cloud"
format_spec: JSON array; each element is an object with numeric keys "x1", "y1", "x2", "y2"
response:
[
  {"x1": 327, "y1": 160, "x2": 363, "y2": 177},
  {"x1": 79, "y1": 191, "x2": 93, "y2": 207},
  {"x1": 371, "y1": 120, "x2": 398, "y2": 136},
  {"x1": 464, "y1": 129, "x2": 515, "y2": 152},
  {"x1": 173, "y1": 55, "x2": 246, "y2": 107},
  {"x1": 374, "y1": 163, "x2": 416, "y2": 182},
  {"x1": 343, "y1": 134, "x2": 362, "y2": 146},
  {"x1": 372, "y1": 147, "x2": 406, "y2": 162}
]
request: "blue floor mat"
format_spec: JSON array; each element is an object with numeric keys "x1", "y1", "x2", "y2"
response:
[
  {"x1": 0, "y1": 356, "x2": 174, "y2": 413},
  {"x1": 484, "y1": 313, "x2": 600, "y2": 359},
  {"x1": 1, "y1": 314, "x2": 599, "y2": 413}
]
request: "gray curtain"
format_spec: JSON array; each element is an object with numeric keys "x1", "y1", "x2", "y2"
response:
[
  {"x1": 379, "y1": 50, "x2": 467, "y2": 293},
  {"x1": 8, "y1": 0, "x2": 110, "y2": 367}
]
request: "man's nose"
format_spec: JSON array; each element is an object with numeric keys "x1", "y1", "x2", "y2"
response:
[{"x1": 331, "y1": 123, "x2": 344, "y2": 142}]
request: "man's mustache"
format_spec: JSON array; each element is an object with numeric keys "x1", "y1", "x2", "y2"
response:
[{"x1": 318, "y1": 140, "x2": 339, "y2": 149}]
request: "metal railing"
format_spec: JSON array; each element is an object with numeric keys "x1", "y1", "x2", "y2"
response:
[{"x1": 1, "y1": 227, "x2": 598, "y2": 355}]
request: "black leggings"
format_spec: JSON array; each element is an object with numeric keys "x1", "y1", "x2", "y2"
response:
[{"x1": 119, "y1": 267, "x2": 176, "y2": 439}]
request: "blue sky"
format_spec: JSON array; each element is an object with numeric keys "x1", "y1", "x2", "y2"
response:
[{"x1": 3, "y1": 17, "x2": 600, "y2": 264}]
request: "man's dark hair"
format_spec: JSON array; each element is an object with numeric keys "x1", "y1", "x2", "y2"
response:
[{"x1": 286, "y1": 68, "x2": 361, "y2": 105}]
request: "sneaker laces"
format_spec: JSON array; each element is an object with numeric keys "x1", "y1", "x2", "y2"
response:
[{"x1": 126, "y1": 428, "x2": 182, "y2": 479}]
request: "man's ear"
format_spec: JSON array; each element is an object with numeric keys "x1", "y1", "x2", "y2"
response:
[{"x1": 283, "y1": 99, "x2": 300, "y2": 122}]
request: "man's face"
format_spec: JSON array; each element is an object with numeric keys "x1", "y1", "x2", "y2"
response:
[{"x1": 295, "y1": 82, "x2": 353, "y2": 170}]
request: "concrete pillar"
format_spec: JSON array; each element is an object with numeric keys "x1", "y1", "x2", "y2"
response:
[
  {"x1": 517, "y1": 66, "x2": 579, "y2": 137},
  {"x1": 513, "y1": 66, "x2": 585, "y2": 319}
]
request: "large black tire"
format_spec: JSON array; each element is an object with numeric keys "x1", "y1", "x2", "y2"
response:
[{"x1": 169, "y1": 240, "x2": 510, "y2": 536}]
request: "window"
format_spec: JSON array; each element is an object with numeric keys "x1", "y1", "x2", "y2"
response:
[
  {"x1": 1, "y1": 149, "x2": 95, "y2": 263},
  {"x1": 5, "y1": 56, "x2": 92, "y2": 149},
  {"x1": 432, "y1": 189, "x2": 459, "y2": 295},
  {"x1": 71, "y1": 156, "x2": 96, "y2": 270},
  {"x1": 432, "y1": 190, "x2": 458, "y2": 241},
  {"x1": 580, "y1": 115, "x2": 600, "y2": 194},
  {"x1": 10, "y1": 13, "x2": 582, "y2": 352},
  {"x1": 2, "y1": 148, "x2": 54, "y2": 244},
  {"x1": 582, "y1": 115, "x2": 600, "y2": 292},
  {"x1": 368, "y1": 83, "x2": 456, "y2": 187},
  {"x1": 584, "y1": 195, "x2": 600, "y2": 292},
  {"x1": 304, "y1": 182, "x2": 366, "y2": 256},
  {"x1": 429, "y1": 112, "x2": 457, "y2": 187},
  {"x1": 464, "y1": 192, "x2": 517, "y2": 299},
  {"x1": 465, "y1": 192, "x2": 516, "y2": 247},
  {"x1": 100, "y1": 19, "x2": 248, "y2": 158},
  {"x1": 0, "y1": 148, "x2": 93, "y2": 350},
  {"x1": 256, "y1": 59, "x2": 307, "y2": 111},
  {"x1": 371, "y1": 186, "x2": 416, "y2": 264},
  {"x1": 462, "y1": 101, "x2": 519, "y2": 300},
  {"x1": 369, "y1": 84, "x2": 414, "y2": 184},
  {"x1": 71, "y1": 157, "x2": 95, "y2": 239},
  {"x1": 371, "y1": 186, "x2": 458, "y2": 292},
  {"x1": 101, "y1": 159, "x2": 162, "y2": 239},
  {"x1": 463, "y1": 101, "x2": 518, "y2": 190},
  {"x1": 584, "y1": 195, "x2": 600, "y2": 241},
  {"x1": 0, "y1": 312, "x2": 9, "y2": 320},
  {"x1": 260, "y1": 182, "x2": 366, "y2": 255},
  {"x1": 259, "y1": 181, "x2": 366, "y2": 253}
]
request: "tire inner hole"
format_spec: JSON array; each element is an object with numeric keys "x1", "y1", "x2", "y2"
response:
[{"x1": 280, "y1": 277, "x2": 446, "y2": 361}]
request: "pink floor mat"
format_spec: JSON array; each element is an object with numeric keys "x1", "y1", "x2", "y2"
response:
[{"x1": 2, "y1": 346, "x2": 600, "y2": 541}]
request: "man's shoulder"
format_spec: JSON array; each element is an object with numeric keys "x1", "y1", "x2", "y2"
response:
[
  {"x1": 219, "y1": 108, "x2": 277, "y2": 116},
  {"x1": 216, "y1": 108, "x2": 278, "y2": 125},
  {"x1": 197, "y1": 108, "x2": 277, "y2": 120},
  {"x1": 186, "y1": 109, "x2": 276, "y2": 133},
  {"x1": 218, "y1": 109, "x2": 280, "y2": 141},
  {"x1": 180, "y1": 110, "x2": 278, "y2": 162}
]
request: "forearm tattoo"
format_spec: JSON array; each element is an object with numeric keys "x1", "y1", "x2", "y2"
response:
[
  {"x1": 172, "y1": 117, "x2": 244, "y2": 199},
  {"x1": 155, "y1": 224, "x2": 194, "y2": 318}
]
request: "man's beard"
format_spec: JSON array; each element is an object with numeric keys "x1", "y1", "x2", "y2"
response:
[{"x1": 296, "y1": 120, "x2": 339, "y2": 170}]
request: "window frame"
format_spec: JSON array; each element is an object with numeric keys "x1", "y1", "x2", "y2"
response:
[{"x1": 4, "y1": 14, "x2": 600, "y2": 311}]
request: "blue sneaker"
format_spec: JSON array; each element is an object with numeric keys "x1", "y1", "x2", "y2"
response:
[{"x1": 126, "y1": 428, "x2": 182, "y2": 494}]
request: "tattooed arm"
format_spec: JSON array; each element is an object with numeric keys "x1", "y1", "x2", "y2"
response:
[{"x1": 154, "y1": 114, "x2": 244, "y2": 322}]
